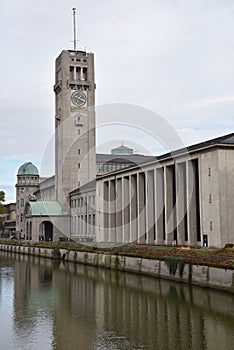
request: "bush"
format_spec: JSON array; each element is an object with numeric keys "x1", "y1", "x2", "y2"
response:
[{"x1": 59, "y1": 236, "x2": 69, "y2": 242}]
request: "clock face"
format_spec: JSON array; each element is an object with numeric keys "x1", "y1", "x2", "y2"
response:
[{"x1": 71, "y1": 90, "x2": 87, "y2": 107}]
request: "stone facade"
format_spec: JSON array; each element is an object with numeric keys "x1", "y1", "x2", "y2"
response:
[
  {"x1": 96, "y1": 138, "x2": 234, "y2": 248},
  {"x1": 54, "y1": 50, "x2": 96, "y2": 210},
  {"x1": 70, "y1": 180, "x2": 96, "y2": 241},
  {"x1": 15, "y1": 163, "x2": 39, "y2": 238}
]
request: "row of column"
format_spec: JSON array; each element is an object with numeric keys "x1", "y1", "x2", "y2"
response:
[
  {"x1": 71, "y1": 214, "x2": 95, "y2": 237},
  {"x1": 70, "y1": 66, "x2": 87, "y2": 81},
  {"x1": 101, "y1": 159, "x2": 201, "y2": 245}
]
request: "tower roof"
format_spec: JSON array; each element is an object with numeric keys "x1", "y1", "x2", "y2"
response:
[
  {"x1": 17, "y1": 162, "x2": 39, "y2": 176},
  {"x1": 111, "y1": 145, "x2": 133, "y2": 155}
]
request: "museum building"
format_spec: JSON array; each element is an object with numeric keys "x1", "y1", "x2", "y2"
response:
[{"x1": 12, "y1": 46, "x2": 234, "y2": 248}]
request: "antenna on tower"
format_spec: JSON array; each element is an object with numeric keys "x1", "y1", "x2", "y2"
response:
[{"x1": 72, "y1": 8, "x2": 77, "y2": 51}]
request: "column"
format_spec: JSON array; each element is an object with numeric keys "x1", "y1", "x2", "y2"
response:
[
  {"x1": 156, "y1": 167, "x2": 165, "y2": 245},
  {"x1": 130, "y1": 174, "x2": 137, "y2": 243},
  {"x1": 146, "y1": 170, "x2": 155, "y2": 244},
  {"x1": 109, "y1": 179, "x2": 116, "y2": 242},
  {"x1": 103, "y1": 181, "x2": 109, "y2": 242},
  {"x1": 123, "y1": 176, "x2": 130, "y2": 243},
  {"x1": 138, "y1": 172, "x2": 146, "y2": 243},
  {"x1": 116, "y1": 178, "x2": 123, "y2": 242}
]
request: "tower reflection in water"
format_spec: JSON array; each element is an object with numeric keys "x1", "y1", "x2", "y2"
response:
[{"x1": 2, "y1": 252, "x2": 234, "y2": 350}]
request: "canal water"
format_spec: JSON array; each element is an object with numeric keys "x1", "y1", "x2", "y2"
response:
[{"x1": 0, "y1": 252, "x2": 234, "y2": 350}]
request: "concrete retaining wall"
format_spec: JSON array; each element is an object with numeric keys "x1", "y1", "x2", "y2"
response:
[{"x1": 0, "y1": 243, "x2": 234, "y2": 293}]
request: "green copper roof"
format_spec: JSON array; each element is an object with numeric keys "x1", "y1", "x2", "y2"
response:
[
  {"x1": 18, "y1": 162, "x2": 39, "y2": 176},
  {"x1": 25, "y1": 201, "x2": 67, "y2": 216}
]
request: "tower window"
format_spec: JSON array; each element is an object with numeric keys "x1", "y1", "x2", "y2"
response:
[
  {"x1": 209, "y1": 194, "x2": 212, "y2": 203},
  {"x1": 208, "y1": 167, "x2": 211, "y2": 177},
  {"x1": 76, "y1": 116, "x2": 83, "y2": 126},
  {"x1": 78, "y1": 163, "x2": 80, "y2": 169},
  {"x1": 83, "y1": 67, "x2": 87, "y2": 80},
  {"x1": 78, "y1": 149, "x2": 80, "y2": 155},
  {"x1": 69, "y1": 66, "x2": 75, "y2": 79},
  {"x1": 21, "y1": 199, "x2": 24, "y2": 207}
]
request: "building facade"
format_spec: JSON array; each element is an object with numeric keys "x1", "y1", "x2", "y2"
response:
[
  {"x1": 0, "y1": 203, "x2": 16, "y2": 238},
  {"x1": 13, "y1": 44, "x2": 234, "y2": 248},
  {"x1": 96, "y1": 134, "x2": 234, "y2": 248}
]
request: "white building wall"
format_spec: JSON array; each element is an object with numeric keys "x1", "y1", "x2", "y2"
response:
[
  {"x1": 218, "y1": 148, "x2": 234, "y2": 246},
  {"x1": 200, "y1": 149, "x2": 221, "y2": 247},
  {"x1": 96, "y1": 146, "x2": 234, "y2": 248}
]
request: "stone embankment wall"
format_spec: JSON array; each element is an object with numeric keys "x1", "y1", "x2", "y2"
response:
[{"x1": 0, "y1": 243, "x2": 234, "y2": 293}]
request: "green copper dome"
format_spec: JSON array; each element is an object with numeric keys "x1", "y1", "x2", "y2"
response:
[{"x1": 17, "y1": 162, "x2": 39, "y2": 176}]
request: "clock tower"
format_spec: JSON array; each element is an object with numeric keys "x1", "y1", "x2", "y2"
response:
[{"x1": 54, "y1": 49, "x2": 96, "y2": 209}]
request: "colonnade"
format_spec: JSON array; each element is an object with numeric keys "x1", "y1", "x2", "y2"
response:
[{"x1": 98, "y1": 158, "x2": 201, "y2": 246}]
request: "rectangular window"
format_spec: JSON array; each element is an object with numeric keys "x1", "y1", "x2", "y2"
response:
[
  {"x1": 20, "y1": 214, "x2": 23, "y2": 222},
  {"x1": 78, "y1": 149, "x2": 80, "y2": 155},
  {"x1": 208, "y1": 167, "x2": 211, "y2": 177},
  {"x1": 210, "y1": 221, "x2": 213, "y2": 231},
  {"x1": 21, "y1": 199, "x2": 24, "y2": 207},
  {"x1": 209, "y1": 194, "x2": 212, "y2": 203}
]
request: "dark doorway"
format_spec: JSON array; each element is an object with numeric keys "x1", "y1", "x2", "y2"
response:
[
  {"x1": 203, "y1": 234, "x2": 208, "y2": 248},
  {"x1": 42, "y1": 221, "x2": 53, "y2": 242}
]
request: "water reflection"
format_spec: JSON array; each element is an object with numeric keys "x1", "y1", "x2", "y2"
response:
[{"x1": 0, "y1": 251, "x2": 234, "y2": 350}]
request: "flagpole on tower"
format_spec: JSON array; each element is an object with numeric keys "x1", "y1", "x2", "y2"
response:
[{"x1": 72, "y1": 8, "x2": 77, "y2": 51}]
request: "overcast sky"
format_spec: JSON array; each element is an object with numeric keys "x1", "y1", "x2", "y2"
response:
[{"x1": 0, "y1": 0, "x2": 234, "y2": 202}]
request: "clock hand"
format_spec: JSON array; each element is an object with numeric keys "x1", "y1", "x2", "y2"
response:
[{"x1": 77, "y1": 96, "x2": 85, "y2": 102}]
